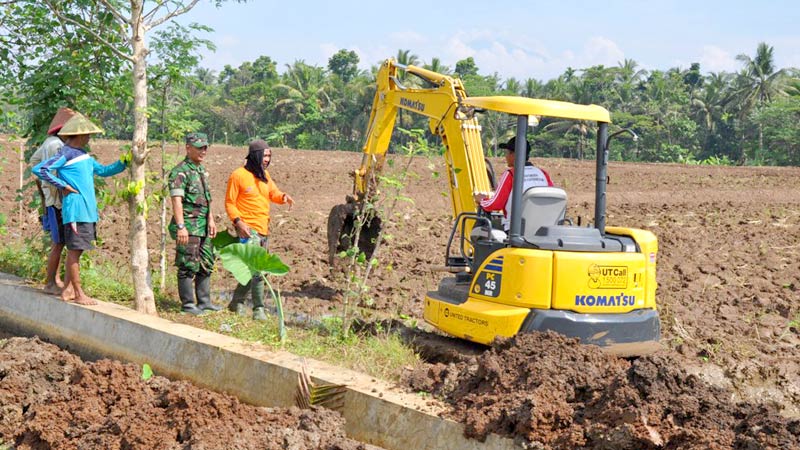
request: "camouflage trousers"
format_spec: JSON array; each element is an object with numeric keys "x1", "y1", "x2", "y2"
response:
[{"x1": 176, "y1": 235, "x2": 216, "y2": 278}]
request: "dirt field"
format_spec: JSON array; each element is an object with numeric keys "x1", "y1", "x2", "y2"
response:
[
  {"x1": 0, "y1": 336, "x2": 379, "y2": 450},
  {"x1": 1, "y1": 137, "x2": 799, "y2": 447}
]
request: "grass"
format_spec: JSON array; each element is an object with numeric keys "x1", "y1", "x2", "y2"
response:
[
  {"x1": 197, "y1": 311, "x2": 421, "y2": 382},
  {"x1": 0, "y1": 242, "x2": 423, "y2": 383}
]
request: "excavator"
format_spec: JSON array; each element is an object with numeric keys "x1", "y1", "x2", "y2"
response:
[{"x1": 327, "y1": 58, "x2": 660, "y2": 354}]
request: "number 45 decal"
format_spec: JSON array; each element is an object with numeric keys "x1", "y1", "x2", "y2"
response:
[{"x1": 473, "y1": 271, "x2": 502, "y2": 298}]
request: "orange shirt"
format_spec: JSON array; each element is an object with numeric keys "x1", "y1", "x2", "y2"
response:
[{"x1": 225, "y1": 167, "x2": 286, "y2": 235}]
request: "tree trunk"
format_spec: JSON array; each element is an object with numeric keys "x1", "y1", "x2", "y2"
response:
[
  {"x1": 159, "y1": 81, "x2": 169, "y2": 291},
  {"x1": 757, "y1": 123, "x2": 764, "y2": 163},
  {"x1": 129, "y1": 0, "x2": 157, "y2": 315}
]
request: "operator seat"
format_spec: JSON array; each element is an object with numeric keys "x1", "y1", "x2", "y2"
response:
[{"x1": 520, "y1": 186, "x2": 567, "y2": 240}]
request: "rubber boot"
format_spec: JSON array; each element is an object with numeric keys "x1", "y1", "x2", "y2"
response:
[
  {"x1": 252, "y1": 277, "x2": 267, "y2": 321},
  {"x1": 228, "y1": 282, "x2": 250, "y2": 316},
  {"x1": 253, "y1": 307, "x2": 267, "y2": 321},
  {"x1": 195, "y1": 274, "x2": 220, "y2": 311},
  {"x1": 178, "y1": 276, "x2": 203, "y2": 315}
]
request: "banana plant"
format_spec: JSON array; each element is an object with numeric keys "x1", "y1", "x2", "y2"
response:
[{"x1": 212, "y1": 232, "x2": 290, "y2": 341}]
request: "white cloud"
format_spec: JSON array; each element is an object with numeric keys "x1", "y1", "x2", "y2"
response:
[
  {"x1": 335, "y1": 29, "x2": 632, "y2": 81},
  {"x1": 388, "y1": 31, "x2": 427, "y2": 46},
  {"x1": 697, "y1": 45, "x2": 737, "y2": 72},
  {"x1": 582, "y1": 36, "x2": 625, "y2": 68},
  {"x1": 433, "y1": 31, "x2": 625, "y2": 80}
]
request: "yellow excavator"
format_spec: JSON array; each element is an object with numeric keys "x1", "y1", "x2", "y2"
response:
[{"x1": 327, "y1": 58, "x2": 660, "y2": 354}]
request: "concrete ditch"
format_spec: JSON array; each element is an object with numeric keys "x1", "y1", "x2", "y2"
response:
[{"x1": 0, "y1": 273, "x2": 518, "y2": 450}]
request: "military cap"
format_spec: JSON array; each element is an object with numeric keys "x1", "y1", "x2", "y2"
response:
[{"x1": 186, "y1": 132, "x2": 209, "y2": 148}]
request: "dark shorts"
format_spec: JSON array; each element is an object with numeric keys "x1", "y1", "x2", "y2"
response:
[
  {"x1": 64, "y1": 222, "x2": 97, "y2": 251},
  {"x1": 42, "y1": 206, "x2": 65, "y2": 244}
]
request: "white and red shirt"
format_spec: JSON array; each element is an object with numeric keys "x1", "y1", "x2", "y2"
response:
[{"x1": 479, "y1": 163, "x2": 553, "y2": 231}]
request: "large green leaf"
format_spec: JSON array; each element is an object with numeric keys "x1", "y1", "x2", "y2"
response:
[
  {"x1": 219, "y1": 243, "x2": 290, "y2": 285},
  {"x1": 212, "y1": 230, "x2": 240, "y2": 249}
]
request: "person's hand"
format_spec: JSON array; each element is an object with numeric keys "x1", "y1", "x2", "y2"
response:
[
  {"x1": 473, "y1": 193, "x2": 487, "y2": 204},
  {"x1": 283, "y1": 194, "x2": 294, "y2": 211},
  {"x1": 176, "y1": 227, "x2": 189, "y2": 245},
  {"x1": 234, "y1": 219, "x2": 250, "y2": 239},
  {"x1": 62, "y1": 186, "x2": 79, "y2": 196},
  {"x1": 120, "y1": 150, "x2": 133, "y2": 166},
  {"x1": 208, "y1": 220, "x2": 217, "y2": 238}
]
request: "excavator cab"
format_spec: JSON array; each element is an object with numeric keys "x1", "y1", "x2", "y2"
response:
[{"x1": 327, "y1": 59, "x2": 661, "y2": 355}]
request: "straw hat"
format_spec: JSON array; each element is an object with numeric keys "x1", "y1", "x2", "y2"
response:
[
  {"x1": 47, "y1": 107, "x2": 77, "y2": 135},
  {"x1": 57, "y1": 112, "x2": 104, "y2": 136}
]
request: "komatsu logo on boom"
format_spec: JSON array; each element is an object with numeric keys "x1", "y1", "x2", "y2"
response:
[{"x1": 400, "y1": 97, "x2": 425, "y2": 112}]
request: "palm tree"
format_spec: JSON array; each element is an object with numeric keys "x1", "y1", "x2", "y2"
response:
[
  {"x1": 503, "y1": 77, "x2": 522, "y2": 95},
  {"x1": 612, "y1": 58, "x2": 647, "y2": 112},
  {"x1": 396, "y1": 49, "x2": 420, "y2": 67},
  {"x1": 733, "y1": 42, "x2": 787, "y2": 161},
  {"x1": 423, "y1": 57, "x2": 449, "y2": 74},
  {"x1": 691, "y1": 72, "x2": 732, "y2": 156},
  {"x1": 274, "y1": 60, "x2": 332, "y2": 146},
  {"x1": 522, "y1": 78, "x2": 543, "y2": 98},
  {"x1": 785, "y1": 78, "x2": 800, "y2": 97}
]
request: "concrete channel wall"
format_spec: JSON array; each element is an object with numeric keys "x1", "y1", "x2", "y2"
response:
[{"x1": 0, "y1": 274, "x2": 519, "y2": 450}]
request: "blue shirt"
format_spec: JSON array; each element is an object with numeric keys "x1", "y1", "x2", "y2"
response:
[{"x1": 34, "y1": 145, "x2": 126, "y2": 224}]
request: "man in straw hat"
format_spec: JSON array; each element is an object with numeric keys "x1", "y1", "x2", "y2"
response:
[
  {"x1": 34, "y1": 112, "x2": 129, "y2": 305},
  {"x1": 29, "y1": 107, "x2": 76, "y2": 294}
]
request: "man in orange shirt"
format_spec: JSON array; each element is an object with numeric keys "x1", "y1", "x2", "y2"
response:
[{"x1": 225, "y1": 139, "x2": 294, "y2": 320}]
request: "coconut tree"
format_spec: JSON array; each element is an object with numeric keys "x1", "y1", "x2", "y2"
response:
[
  {"x1": 423, "y1": 57, "x2": 450, "y2": 74},
  {"x1": 732, "y1": 42, "x2": 787, "y2": 162},
  {"x1": 274, "y1": 60, "x2": 331, "y2": 147},
  {"x1": 612, "y1": 58, "x2": 648, "y2": 112},
  {"x1": 522, "y1": 78, "x2": 544, "y2": 98},
  {"x1": 690, "y1": 72, "x2": 732, "y2": 157}
]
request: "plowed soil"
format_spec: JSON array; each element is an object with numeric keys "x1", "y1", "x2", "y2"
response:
[
  {"x1": 2, "y1": 137, "x2": 799, "y2": 448},
  {"x1": 0, "y1": 336, "x2": 379, "y2": 449}
]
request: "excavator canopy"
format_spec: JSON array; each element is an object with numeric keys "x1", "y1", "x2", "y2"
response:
[{"x1": 462, "y1": 96, "x2": 611, "y2": 123}]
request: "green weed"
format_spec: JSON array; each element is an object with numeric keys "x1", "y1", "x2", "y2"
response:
[{"x1": 0, "y1": 243, "x2": 45, "y2": 279}]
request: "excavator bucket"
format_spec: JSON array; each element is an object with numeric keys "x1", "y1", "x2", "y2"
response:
[{"x1": 326, "y1": 201, "x2": 382, "y2": 267}]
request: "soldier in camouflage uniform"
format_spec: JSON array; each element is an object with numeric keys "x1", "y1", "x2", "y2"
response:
[{"x1": 168, "y1": 132, "x2": 219, "y2": 315}]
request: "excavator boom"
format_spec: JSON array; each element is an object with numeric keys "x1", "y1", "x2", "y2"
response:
[{"x1": 327, "y1": 59, "x2": 492, "y2": 264}]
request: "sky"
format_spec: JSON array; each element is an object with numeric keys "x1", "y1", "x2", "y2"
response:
[{"x1": 177, "y1": 0, "x2": 800, "y2": 81}]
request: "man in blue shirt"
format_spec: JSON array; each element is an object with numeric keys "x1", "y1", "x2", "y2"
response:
[{"x1": 35, "y1": 113, "x2": 128, "y2": 305}]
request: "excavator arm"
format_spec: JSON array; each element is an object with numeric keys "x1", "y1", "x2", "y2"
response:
[{"x1": 328, "y1": 59, "x2": 493, "y2": 264}]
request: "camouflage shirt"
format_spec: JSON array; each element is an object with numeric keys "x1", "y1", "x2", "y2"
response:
[{"x1": 168, "y1": 158, "x2": 212, "y2": 237}]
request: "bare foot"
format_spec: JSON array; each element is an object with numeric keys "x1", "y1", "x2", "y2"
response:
[
  {"x1": 61, "y1": 287, "x2": 76, "y2": 302},
  {"x1": 71, "y1": 295, "x2": 98, "y2": 306},
  {"x1": 44, "y1": 283, "x2": 62, "y2": 295},
  {"x1": 55, "y1": 279, "x2": 65, "y2": 289}
]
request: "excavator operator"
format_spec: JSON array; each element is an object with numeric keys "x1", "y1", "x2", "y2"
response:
[{"x1": 473, "y1": 136, "x2": 554, "y2": 233}]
